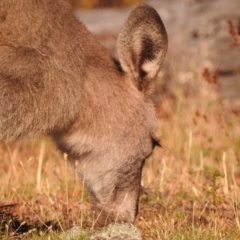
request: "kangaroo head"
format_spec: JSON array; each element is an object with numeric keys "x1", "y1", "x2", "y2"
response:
[{"x1": 55, "y1": 4, "x2": 168, "y2": 227}]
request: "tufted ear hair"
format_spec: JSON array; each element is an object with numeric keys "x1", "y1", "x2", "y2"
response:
[{"x1": 117, "y1": 4, "x2": 168, "y2": 94}]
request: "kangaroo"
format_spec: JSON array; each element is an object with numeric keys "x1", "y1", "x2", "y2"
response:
[{"x1": 0, "y1": 0, "x2": 168, "y2": 227}]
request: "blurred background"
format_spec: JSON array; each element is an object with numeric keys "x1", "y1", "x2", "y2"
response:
[
  {"x1": 71, "y1": 0, "x2": 240, "y2": 109},
  {"x1": 70, "y1": 0, "x2": 141, "y2": 8}
]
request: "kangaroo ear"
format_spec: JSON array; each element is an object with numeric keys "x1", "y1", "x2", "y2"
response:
[{"x1": 117, "y1": 4, "x2": 168, "y2": 93}]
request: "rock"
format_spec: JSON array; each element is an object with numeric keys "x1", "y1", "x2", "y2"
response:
[
  {"x1": 89, "y1": 223, "x2": 141, "y2": 240},
  {"x1": 60, "y1": 223, "x2": 141, "y2": 240}
]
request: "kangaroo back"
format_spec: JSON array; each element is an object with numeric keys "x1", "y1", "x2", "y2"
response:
[{"x1": 0, "y1": 0, "x2": 106, "y2": 141}]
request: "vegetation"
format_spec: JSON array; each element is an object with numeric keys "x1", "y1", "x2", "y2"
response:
[
  {"x1": 0, "y1": 13, "x2": 239, "y2": 240},
  {"x1": 70, "y1": 0, "x2": 142, "y2": 9}
]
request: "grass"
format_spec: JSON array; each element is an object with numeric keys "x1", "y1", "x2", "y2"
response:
[
  {"x1": 70, "y1": 0, "x2": 142, "y2": 9},
  {"x1": 0, "y1": 17, "x2": 240, "y2": 240},
  {"x1": 136, "y1": 40, "x2": 240, "y2": 238}
]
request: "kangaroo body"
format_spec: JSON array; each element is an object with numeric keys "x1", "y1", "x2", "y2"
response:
[{"x1": 0, "y1": 0, "x2": 168, "y2": 227}]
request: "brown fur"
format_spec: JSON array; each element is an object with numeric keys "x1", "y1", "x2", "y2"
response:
[{"x1": 0, "y1": 0, "x2": 168, "y2": 228}]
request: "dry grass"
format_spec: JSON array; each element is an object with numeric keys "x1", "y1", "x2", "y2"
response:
[
  {"x1": 70, "y1": 0, "x2": 142, "y2": 9},
  {"x1": 0, "y1": 18, "x2": 240, "y2": 240},
  {"x1": 137, "y1": 54, "x2": 240, "y2": 239}
]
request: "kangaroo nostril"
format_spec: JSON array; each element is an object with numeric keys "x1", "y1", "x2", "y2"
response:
[{"x1": 152, "y1": 137, "x2": 161, "y2": 148}]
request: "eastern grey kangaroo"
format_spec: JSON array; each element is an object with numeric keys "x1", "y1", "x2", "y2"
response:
[{"x1": 0, "y1": 0, "x2": 168, "y2": 227}]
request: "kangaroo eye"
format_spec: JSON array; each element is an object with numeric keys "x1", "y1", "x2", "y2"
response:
[{"x1": 139, "y1": 69, "x2": 147, "y2": 79}]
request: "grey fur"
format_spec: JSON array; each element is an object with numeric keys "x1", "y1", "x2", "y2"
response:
[{"x1": 0, "y1": 0, "x2": 168, "y2": 227}]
